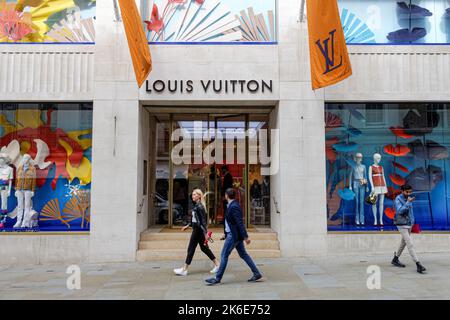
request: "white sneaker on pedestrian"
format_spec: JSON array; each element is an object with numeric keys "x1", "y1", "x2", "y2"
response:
[
  {"x1": 210, "y1": 266, "x2": 219, "y2": 274},
  {"x1": 174, "y1": 268, "x2": 188, "y2": 276}
]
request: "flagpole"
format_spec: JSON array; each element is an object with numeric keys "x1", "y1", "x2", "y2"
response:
[
  {"x1": 299, "y1": 0, "x2": 306, "y2": 22},
  {"x1": 113, "y1": 0, "x2": 121, "y2": 21}
]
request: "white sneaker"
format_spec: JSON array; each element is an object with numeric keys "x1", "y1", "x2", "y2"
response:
[
  {"x1": 174, "y1": 268, "x2": 188, "y2": 276},
  {"x1": 210, "y1": 266, "x2": 219, "y2": 274}
]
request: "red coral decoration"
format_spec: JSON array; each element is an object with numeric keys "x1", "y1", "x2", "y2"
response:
[
  {"x1": 389, "y1": 173, "x2": 406, "y2": 186},
  {"x1": 386, "y1": 186, "x2": 402, "y2": 200},
  {"x1": 0, "y1": 8, "x2": 34, "y2": 41},
  {"x1": 392, "y1": 161, "x2": 410, "y2": 174},
  {"x1": 389, "y1": 126, "x2": 414, "y2": 139},
  {"x1": 384, "y1": 144, "x2": 411, "y2": 157},
  {"x1": 385, "y1": 207, "x2": 396, "y2": 220},
  {"x1": 326, "y1": 137, "x2": 339, "y2": 163},
  {"x1": 325, "y1": 112, "x2": 342, "y2": 132},
  {"x1": 144, "y1": 4, "x2": 164, "y2": 33}
]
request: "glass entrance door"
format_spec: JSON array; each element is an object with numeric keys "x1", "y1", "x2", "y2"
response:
[{"x1": 151, "y1": 112, "x2": 271, "y2": 229}]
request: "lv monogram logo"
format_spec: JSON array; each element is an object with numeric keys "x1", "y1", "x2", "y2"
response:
[{"x1": 315, "y1": 29, "x2": 343, "y2": 74}]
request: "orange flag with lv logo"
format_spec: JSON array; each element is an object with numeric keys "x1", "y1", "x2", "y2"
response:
[
  {"x1": 118, "y1": 0, "x2": 152, "y2": 88},
  {"x1": 306, "y1": 0, "x2": 352, "y2": 90}
]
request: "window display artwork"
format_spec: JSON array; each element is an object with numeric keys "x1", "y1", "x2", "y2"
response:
[
  {"x1": 0, "y1": 103, "x2": 92, "y2": 232},
  {"x1": 0, "y1": 0, "x2": 96, "y2": 43},
  {"x1": 142, "y1": 0, "x2": 276, "y2": 43},
  {"x1": 326, "y1": 103, "x2": 450, "y2": 231},
  {"x1": 339, "y1": 0, "x2": 450, "y2": 44}
]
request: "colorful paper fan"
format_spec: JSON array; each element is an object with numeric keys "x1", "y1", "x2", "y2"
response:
[
  {"x1": 389, "y1": 126, "x2": 414, "y2": 139},
  {"x1": 384, "y1": 144, "x2": 410, "y2": 157},
  {"x1": 390, "y1": 173, "x2": 406, "y2": 186},
  {"x1": 392, "y1": 161, "x2": 410, "y2": 174},
  {"x1": 333, "y1": 142, "x2": 358, "y2": 153},
  {"x1": 338, "y1": 188, "x2": 355, "y2": 201},
  {"x1": 385, "y1": 207, "x2": 396, "y2": 220}
]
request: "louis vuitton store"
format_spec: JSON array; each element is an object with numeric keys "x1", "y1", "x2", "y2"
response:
[{"x1": 2, "y1": 0, "x2": 450, "y2": 266}]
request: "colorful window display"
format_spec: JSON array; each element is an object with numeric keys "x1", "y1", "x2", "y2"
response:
[
  {"x1": 0, "y1": 0, "x2": 96, "y2": 43},
  {"x1": 0, "y1": 103, "x2": 92, "y2": 231},
  {"x1": 142, "y1": 0, "x2": 276, "y2": 43},
  {"x1": 326, "y1": 103, "x2": 450, "y2": 231},
  {"x1": 339, "y1": 0, "x2": 450, "y2": 44}
]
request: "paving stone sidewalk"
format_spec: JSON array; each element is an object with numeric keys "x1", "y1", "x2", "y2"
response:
[{"x1": 1, "y1": 252, "x2": 449, "y2": 300}]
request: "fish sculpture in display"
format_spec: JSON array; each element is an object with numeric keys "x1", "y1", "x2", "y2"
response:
[
  {"x1": 403, "y1": 109, "x2": 440, "y2": 136},
  {"x1": 332, "y1": 142, "x2": 359, "y2": 153},
  {"x1": 389, "y1": 173, "x2": 406, "y2": 186},
  {"x1": 392, "y1": 161, "x2": 410, "y2": 174},
  {"x1": 405, "y1": 165, "x2": 443, "y2": 192},
  {"x1": 387, "y1": 28, "x2": 427, "y2": 43},
  {"x1": 389, "y1": 126, "x2": 414, "y2": 139},
  {"x1": 397, "y1": 2, "x2": 433, "y2": 18},
  {"x1": 408, "y1": 139, "x2": 449, "y2": 160}
]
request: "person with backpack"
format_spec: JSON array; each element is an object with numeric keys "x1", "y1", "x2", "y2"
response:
[{"x1": 391, "y1": 185, "x2": 427, "y2": 274}]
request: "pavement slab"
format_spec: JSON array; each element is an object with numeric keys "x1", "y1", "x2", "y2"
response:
[{"x1": 0, "y1": 252, "x2": 449, "y2": 300}]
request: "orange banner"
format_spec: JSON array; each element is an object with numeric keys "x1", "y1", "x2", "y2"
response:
[
  {"x1": 306, "y1": 0, "x2": 352, "y2": 90},
  {"x1": 118, "y1": 0, "x2": 152, "y2": 88}
]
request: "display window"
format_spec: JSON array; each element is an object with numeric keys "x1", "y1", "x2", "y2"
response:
[
  {"x1": 0, "y1": 103, "x2": 92, "y2": 232},
  {"x1": 339, "y1": 0, "x2": 450, "y2": 44},
  {"x1": 326, "y1": 103, "x2": 450, "y2": 231},
  {"x1": 0, "y1": 0, "x2": 96, "y2": 43}
]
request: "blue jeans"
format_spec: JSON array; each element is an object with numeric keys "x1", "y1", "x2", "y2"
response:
[
  {"x1": 215, "y1": 233, "x2": 261, "y2": 281},
  {"x1": 353, "y1": 182, "x2": 366, "y2": 225}
]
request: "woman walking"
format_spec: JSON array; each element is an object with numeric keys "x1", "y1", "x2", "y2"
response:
[{"x1": 174, "y1": 189, "x2": 220, "y2": 276}]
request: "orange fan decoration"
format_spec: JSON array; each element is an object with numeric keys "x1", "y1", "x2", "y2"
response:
[{"x1": 389, "y1": 126, "x2": 414, "y2": 139}]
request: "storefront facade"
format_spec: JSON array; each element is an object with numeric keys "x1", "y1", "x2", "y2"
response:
[{"x1": 1, "y1": 0, "x2": 450, "y2": 265}]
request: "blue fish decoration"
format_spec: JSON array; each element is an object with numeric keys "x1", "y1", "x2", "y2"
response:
[
  {"x1": 387, "y1": 28, "x2": 427, "y2": 43},
  {"x1": 338, "y1": 188, "x2": 355, "y2": 201},
  {"x1": 333, "y1": 142, "x2": 359, "y2": 153},
  {"x1": 346, "y1": 125, "x2": 362, "y2": 137}
]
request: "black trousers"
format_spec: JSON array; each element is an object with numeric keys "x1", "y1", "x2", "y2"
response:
[{"x1": 185, "y1": 226, "x2": 216, "y2": 265}]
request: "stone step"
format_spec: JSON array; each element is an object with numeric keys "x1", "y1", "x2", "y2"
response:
[
  {"x1": 138, "y1": 239, "x2": 280, "y2": 250},
  {"x1": 136, "y1": 249, "x2": 281, "y2": 261},
  {"x1": 140, "y1": 231, "x2": 278, "y2": 242}
]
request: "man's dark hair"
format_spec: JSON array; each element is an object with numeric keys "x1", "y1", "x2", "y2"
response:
[
  {"x1": 225, "y1": 188, "x2": 236, "y2": 199},
  {"x1": 401, "y1": 184, "x2": 413, "y2": 192},
  {"x1": 222, "y1": 165, "x2": 229, "y2": 172}
]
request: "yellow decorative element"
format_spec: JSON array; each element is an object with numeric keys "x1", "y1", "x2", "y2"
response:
[
  {"x1": 40, "y1": 198, "x2": 70, "y2": 228},
  {"x1": 15, "y1": 0, "x2": 44, "y2": 11},
  {"x1": 66, "y1": 156, "x2": 91, "y2": 185},
  {"x1": 16, "y1": 109, "x2": 43, "y2": 129},
  {"x1": 67, "y1": 129, "x2": 92, "y2": 150},
  {"x1": 28, "y1": 0, "x2": 75, "y2": 41},
  {"x1": 0, "y1": 114, "x2": 15, "y2": 136},
  {"x1": 20, "y1": 141, "x2": 31, "y2": 154}
]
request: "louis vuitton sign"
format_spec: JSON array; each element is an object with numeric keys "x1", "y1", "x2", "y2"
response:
[{"x1": 145, "y1": 80, "x2": 273, "y2": 95}]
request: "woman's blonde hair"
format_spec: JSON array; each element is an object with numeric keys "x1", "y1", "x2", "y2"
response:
[{"x1": 192, "y1": 189, "x2": 206, "y2": 208}]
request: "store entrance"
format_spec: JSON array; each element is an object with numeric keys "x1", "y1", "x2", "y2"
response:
[{"x1": 147, "y1": 108, "x2": 272, "y2": 229}]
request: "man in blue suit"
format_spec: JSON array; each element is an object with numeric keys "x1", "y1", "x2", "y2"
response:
[{"x1": 205, "y1": 188, "x2": 262, "y2": 285}]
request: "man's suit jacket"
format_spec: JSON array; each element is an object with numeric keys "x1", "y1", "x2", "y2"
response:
[{"x1": 224, "y1": 200, "x2": 248, "y2": 241}]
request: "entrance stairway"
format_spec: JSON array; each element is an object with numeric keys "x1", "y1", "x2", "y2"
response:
[{"x1": 136, "y1": 227, "x2": 281, "y2": 261}]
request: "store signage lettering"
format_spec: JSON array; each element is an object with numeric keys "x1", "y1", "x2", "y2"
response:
[{"x1": 145, "y1": 80, "x2": 273, "y2": 94}]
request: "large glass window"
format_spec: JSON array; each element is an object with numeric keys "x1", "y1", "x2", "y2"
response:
[
  {"x1": 0, "y1": 103, "x2": 93, "y2": 232},
  {"x1": 142, "y1": 0, "x2": 277, "y2": 43},
  {"x1": 0, "y1": 0, "x2": 96, "y2": 43},
  {"x1": 326, "y1": 103, "x2": 450, "y2": 231},
  {"x1": 339, "y1": 0, "x2": 450, "y2": 44}
]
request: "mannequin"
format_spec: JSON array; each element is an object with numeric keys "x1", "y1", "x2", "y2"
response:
[
  {"x1": 0, "y1": 153, "x2": 13, "y2": 229},
  {"x1": 349, "y1": 153, "x2": 368, "y2": 226},
  {"x1": 368, "y1": 153, "x2": 388, "y2": 226},
  {"x1": 13, "y1": 154, "x2": 37, "y2": 228}
]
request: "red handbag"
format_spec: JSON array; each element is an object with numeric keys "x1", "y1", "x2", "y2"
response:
[{"x1": 411, "y1": 224, "x2": 421, "y2": 234}]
